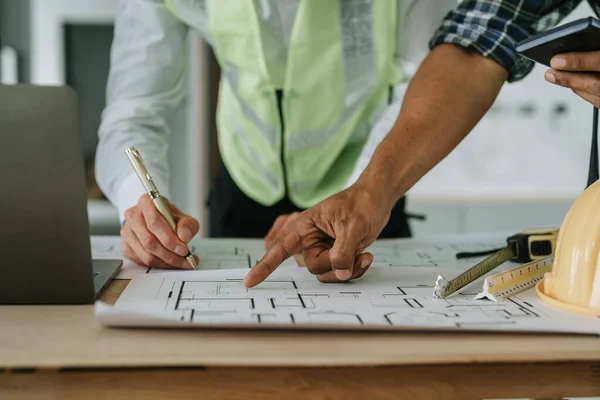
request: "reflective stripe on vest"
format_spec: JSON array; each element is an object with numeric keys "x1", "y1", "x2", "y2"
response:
[{"x1": 165, "y1": 0, "x2": 401, "y2": 207}]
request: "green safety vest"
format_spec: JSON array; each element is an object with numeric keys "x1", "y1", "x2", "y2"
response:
[{"x1": 165, "y1": 0, "x2": 401, "y2": 208}]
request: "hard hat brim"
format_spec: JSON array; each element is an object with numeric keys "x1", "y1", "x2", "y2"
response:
[{"x1": 536, "y1": 278, "x2": 600, "y2": 317}]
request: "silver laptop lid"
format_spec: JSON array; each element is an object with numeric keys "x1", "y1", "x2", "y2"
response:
[{"x1": 0, "y1": 84, "x2": 95, "y2": 304}]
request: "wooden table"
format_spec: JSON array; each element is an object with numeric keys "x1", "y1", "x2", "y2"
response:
[{"x1": 1, "y1": 279, "x2": 600, "y2": 400}]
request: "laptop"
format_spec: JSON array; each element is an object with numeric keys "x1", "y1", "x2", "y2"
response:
[{"x1": 0, "y1": 84, "x2": 122, "y2": 304}]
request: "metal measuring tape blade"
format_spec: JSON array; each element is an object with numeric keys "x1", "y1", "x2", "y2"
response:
[
  {"x1": 434, "y1": 246, "x2": 515, "y2": 299},
  {"x1": 473, "y1": 255, "x2": 554, "y2": 301},
  {"x1": 433, "y1": 228, "x2": 558, "y2": 299}
]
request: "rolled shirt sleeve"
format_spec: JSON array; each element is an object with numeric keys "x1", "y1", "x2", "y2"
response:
[{"x1": 429, "y1": 0, "x2": 585, "y2": 82}]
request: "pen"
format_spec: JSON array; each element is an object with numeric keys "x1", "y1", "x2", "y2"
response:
[{"x1": 125, "y1": 147, "x2": 197, "y2": 269}]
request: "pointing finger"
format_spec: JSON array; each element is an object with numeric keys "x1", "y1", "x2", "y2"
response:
[
  {"x1": 243, "y1": 228, "x2": 303, "y2": 288},
  {"x1": 265, "y1": 212, "x2": 301, "y2": 250},
  {"x1": 265, "y1": 215, "x2": 288, "y2": 250}
]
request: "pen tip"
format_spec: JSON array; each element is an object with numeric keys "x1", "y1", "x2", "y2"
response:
[{"x1": 187, "y1": 255, "x2": 198, "y2": 269}]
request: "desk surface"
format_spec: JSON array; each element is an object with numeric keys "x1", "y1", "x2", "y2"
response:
[{"x1": 2, "y1": 279, "x2": 600, "y2": 370}]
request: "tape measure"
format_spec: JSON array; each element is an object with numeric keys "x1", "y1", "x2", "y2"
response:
[
  {"x1": 473, "y1": 255, "x2": 553, "y2": 301},
  {"x1": 433, "y1": 228, "x2": 558, "y2": 299}
]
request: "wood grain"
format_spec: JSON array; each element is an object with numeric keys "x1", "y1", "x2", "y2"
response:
[
  {"x1": 4, "y1": 279, "x2": 600, "y2": 399},
  {"x1": 98, "y1": 279, "x2": 129, "y2": 305},
  {"x1": 2, "y1": 363, "x2": 599, "y2": 400},
  {"x1": 2, "y1": 277, "x2": 600, "y2": 370},
  {"x1": 3, "y1": 298, "x2": 600, "y2": 370}
]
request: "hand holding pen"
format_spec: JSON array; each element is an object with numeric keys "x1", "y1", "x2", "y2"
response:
[{"x1": 120, "y1": 147, "x2": 199, "y2": 270}]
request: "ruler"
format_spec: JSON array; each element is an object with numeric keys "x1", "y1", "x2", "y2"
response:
[
  {"x1": 473, "y1": 256, "x2": 554, "y2": 301},
  {"x1": 433, "y1": 228, "x2": 558, "y2": 299}
]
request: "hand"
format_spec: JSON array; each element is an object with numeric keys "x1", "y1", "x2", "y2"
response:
[
  {"x1": 243, "y1": 184, "x2": 394, "y2": 288},
  {"x1": 545, "y1": 52, "x2": 600, "y2": 107},
  {"x1": 121, "y1": 194, "x2": 200, "y2": 269},
  {"x1": 264, "y1": 212, "x2": 301, "y2": 250},
  {"x1": 265, "y1": 212, "x2": 307, "y2": 266}
]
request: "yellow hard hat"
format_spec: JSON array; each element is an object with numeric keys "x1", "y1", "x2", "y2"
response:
[{"x1": 536, "y1": 180, "x2": 600, "y2": 316}]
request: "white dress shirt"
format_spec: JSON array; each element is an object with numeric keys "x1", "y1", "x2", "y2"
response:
[{"x1": 96, "y1": 0, "x2": 456, "y2": 223}]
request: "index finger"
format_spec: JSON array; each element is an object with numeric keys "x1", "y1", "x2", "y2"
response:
[
  {"x1": 243, "y1": 229, "x2": 303, "y2": 288},
  {"x1": 551, "y1": 51, "x2": 600, "y2": 72},
  {"x1": 140, "y1": 196, "x2": 188, "y2": 256}
]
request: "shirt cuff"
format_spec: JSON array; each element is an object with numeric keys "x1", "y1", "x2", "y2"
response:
[{"x1": 115, "y1": 172, "x2": 170, "y2": 224}]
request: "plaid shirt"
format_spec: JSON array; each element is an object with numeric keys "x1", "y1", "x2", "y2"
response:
[{"x1": 429, "y1": 0, "x2": 600, "y2": 82}]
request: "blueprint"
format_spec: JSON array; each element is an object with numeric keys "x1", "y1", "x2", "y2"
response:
[
  {"x1": 95, "y1": 265, "x2": 600, "y2": 335},
  {"x1": 91, "y1": 237, "x2": 270, "y2": 279},
  {"x1": 91, "y1": 233, "x2": 508, "y2": 279}
]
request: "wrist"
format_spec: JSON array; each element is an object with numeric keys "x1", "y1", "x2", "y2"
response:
[
  {"x1": 357, "y1": 146, "x2": 412, "y2": 205},
  {"x1": 353, "y1": 164, "x2": 402, "y2": 214}
]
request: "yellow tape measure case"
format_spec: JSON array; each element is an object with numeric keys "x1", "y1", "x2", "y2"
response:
[{"x1": 507, "y1": 229, "x2": 558, "y2": 263}]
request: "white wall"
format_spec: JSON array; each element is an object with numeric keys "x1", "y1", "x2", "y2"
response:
[
  {"x1": 177, "y1": 32, "x2": 210, "y2": 235},
  {"x1": 29, "y1": 0, "x2": 118, "y2": 85},
  {"x1": 405, "y1": 2, "x2": 595, "y2": 236},
  {"x1": 408, "y1": 2, "x2": 594, "y2": 202},
  {"x1": 27, "y1": 0, "x2": 595, "y2": 237},
  {"x1": 28, "y1": 0, "x2": 209, "y2": 234}
]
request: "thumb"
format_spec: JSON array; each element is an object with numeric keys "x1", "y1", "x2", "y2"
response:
[
  {"x1": 167, "y1": 203, "x2": 200, "y2": 242},
  {"x1": 174, "y1": 212, "x2": 200, "y2": 243},
  {"x1": 328, "y1": 225, "x2": 363, "y2": 282}
]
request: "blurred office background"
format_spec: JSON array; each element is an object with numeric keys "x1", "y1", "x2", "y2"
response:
[{"x1": 0, "y1": 0, "x2": 594, "y2": 237}]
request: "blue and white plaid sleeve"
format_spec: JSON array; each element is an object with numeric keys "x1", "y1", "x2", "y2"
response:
[{"x1": 429, "y1": 0, "x2": 585, "y2": 82}]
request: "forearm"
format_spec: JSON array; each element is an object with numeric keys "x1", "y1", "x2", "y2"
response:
[{"x1": 358, "y1": 44, "x2": 507, "y2": 208}]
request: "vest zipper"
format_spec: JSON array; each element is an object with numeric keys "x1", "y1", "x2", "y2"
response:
[{"x1": 276, "y1": 89, "x2": 288, "y2": 197}]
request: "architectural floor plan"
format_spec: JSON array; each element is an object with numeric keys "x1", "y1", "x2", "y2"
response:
[
  {"x1": 96, "y1": 265, "x2": 600, "y2": 335},
  {"x1": 91, "y1": 237, "x2": 269, "y2": 278},
  {"x1": 91, "y1": 234, "x2": 507, "y2": 279}
]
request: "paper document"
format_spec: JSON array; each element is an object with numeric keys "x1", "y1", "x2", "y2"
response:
[
  {"x1": 96, "y1": 266, "x2": 600, "y2": 335},
  {"x1": 92, "y1": 237, "x2": 272, "y2": 279},
  {"x1": 92, "y1": 234, "x2": 506, "y2": 279}
]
